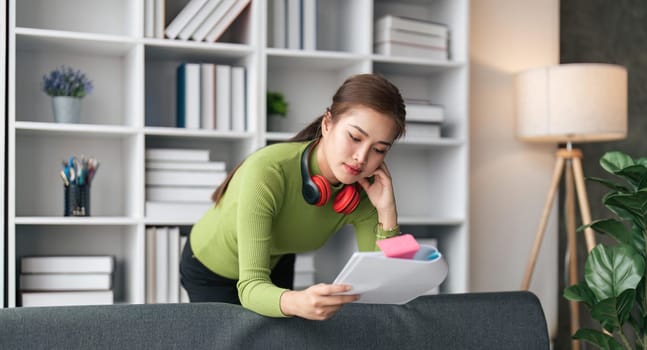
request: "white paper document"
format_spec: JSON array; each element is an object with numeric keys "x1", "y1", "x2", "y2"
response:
[{"x1": 332, "y1": 245, "x2": 448, "y2": 304}]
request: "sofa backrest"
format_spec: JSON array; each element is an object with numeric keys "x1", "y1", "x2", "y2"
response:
[{"x1": 0, "y1": 291, "x2": 549, "y2": 349}]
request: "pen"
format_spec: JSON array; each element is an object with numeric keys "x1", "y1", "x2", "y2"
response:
[{"x1": 59, "y1": 170, "x2": 70, "y2": 187}]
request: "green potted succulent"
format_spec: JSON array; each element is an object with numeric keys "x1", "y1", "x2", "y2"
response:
[
  {"x1": 266, "y1": 91, "x2": 288, "y2": 131},
  {"x1": 42, "y1": 65, "x2": 93, "y2": 123},
  {"x1": 564, "y1": 151, "x2": 647, "y2": 350}
]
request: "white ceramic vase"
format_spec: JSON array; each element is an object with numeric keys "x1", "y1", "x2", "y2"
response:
[{"x1": 52, "y1": 96, "x2": 82, "y2": 123}]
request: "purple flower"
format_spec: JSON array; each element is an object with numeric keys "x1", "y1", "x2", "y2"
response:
[{"x1": 42, "y1": 65, "x2": 93, "y2": 98}]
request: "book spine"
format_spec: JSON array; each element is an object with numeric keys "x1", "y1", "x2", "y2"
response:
[
  {"x1": 286, "y1": 0, "x2": 301, "y2": 49},
  {"x1": 145, "y1": 160, "x2": 226, "y2": 171},
  {"x1": 20, "y1": 273, "x2": 112, "y2": 291},
  {"x1": 165, "y1": 0, "x2": 209, "y2": 39},
  {"x1": 145, "y1": 148, "x2": 211, "y2": 162},
  {"x1": 204, "y1": 0, "x2": 251, "y2": 43},
  {"x1": 215, "y1": 65, "x2": 232, "y2": 131},
  {"x1": 191, "y1": 0, "x2": 237, "y2": 42},
  {"x1": 21, "y1": 256, "x2": 114, "y2": 274},
  {"x1": 178, "y1": 0, "x2": 224, "y2": 40},
  {"x1": 146, "y1": 186, "x2": 216, "y2": 202},
  {"x1": 146, "y1": 170, "x2": 227, "y2": 187},
  {"x1": 176, "y1": 64, "x2": 186, "y2": 128},
  {"x1": 200, "y1": 64, "x2": 216, "y2": 129},
  {"x1": 231, "y1": 66, "x2": 246, "y2": 131}
]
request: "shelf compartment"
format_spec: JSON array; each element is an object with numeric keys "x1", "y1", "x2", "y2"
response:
[
  {"x1": 15, "y1": 0, "x2": 140, "y2": 37},
  {"x1": 387, "y1": 146, "x2": 467, "y2": 220},
  {"x1": 374, "y1": 67, "x2": 469, "y2": 141},
  {"x1": 15, "y1": 32, "x2": 143, "y2": 127},
  {"x1": 145, "y1": 47, "x2": 257, "y2": 132},
  {"x1": 373, "y1": 0, "x2": 468, "y2": 62},
  {"x1": 266, "y1": 54, "x2": 369, "y2": 133},
  {"x1": 145, "y1": 134, "x2": 256, "y2": 174},
  {"x1": 15, "y1": 132, "x2": 141, "y2": 218},
  {"x1": 14, "y1": 217, "x2": 140, "y2": 225},
  {"x1": 14, "y1": 224, "x2": 144, "y2": 305}
]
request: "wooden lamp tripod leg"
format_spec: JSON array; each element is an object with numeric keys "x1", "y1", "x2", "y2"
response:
[
  {"x1": 521, "y1": 155, "x2": 566, "y2": 290},
  {"x1": 565, "y1": 159, "x2": 581, "y2": 350},
  {"x1": 571, "y1": 154, "x2": 597, "y2": 251}
]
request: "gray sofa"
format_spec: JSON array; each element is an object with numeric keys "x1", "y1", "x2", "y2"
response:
[{"x1": 0, "y1": 291, "x2": 549, "y2": 349}]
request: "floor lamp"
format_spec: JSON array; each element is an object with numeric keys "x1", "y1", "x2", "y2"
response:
[{"x1": 515, "y1": 63, "x2": 628, "y2": 349}]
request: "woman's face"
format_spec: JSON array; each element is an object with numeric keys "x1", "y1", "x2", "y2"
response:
[{"x1": 318, "y1": 105, "x2": 397, "y2": 185}]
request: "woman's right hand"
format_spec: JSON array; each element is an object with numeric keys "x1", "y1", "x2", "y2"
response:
[{"x1": 280, "y1": 284, "x2": 360, "y2": 320}]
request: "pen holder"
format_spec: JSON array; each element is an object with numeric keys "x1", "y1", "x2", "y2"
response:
[{"x1": 64, "y1": 184, "x2": 90, "y2": 216}]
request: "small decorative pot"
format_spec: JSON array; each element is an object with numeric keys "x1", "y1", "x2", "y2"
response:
[{"x1": 52, "y1": 96, "x2": 82, "y2": 123}]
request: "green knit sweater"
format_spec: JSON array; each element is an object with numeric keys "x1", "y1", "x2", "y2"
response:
[{"x1": 190, "y1": 141, "x2": 397, "y2": 317}]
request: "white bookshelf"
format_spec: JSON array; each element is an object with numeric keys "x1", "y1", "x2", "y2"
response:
[{"x1": 5, "y1": 0, "x2": 469, "y2": 307}]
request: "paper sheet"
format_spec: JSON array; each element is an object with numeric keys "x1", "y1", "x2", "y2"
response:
[{"x1": 332, "y1": 245, "x2": 448, "y2": 304}]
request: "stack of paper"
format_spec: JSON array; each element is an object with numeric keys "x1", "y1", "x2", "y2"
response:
[
  {"x1": 20, "y1": 255, "x2": 115, "y2": 307},
  {"x1": 333, "y1": 245, "x2": 447, "y2": 304},
  {"x1": 404, "y1": 99, "x2": 446, "y2": 141},
  {"x1": 374, "y1": 15, "x2": 449, "y2": 60},
  {"x1": 145, "y1": 148, "x2": 226, "y2": 222}
]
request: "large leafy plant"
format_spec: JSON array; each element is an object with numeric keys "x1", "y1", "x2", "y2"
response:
[{"x1": 564, "y1": 151, "x2": 647, "y2": 350}]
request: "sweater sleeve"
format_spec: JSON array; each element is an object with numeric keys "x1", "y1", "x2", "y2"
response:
[
  {"x1": 234, "y1": 160, "x2": 289, "y2": 317},
  {"x1": 352, "y1": 206, "x2": 400, "y2": 252}
]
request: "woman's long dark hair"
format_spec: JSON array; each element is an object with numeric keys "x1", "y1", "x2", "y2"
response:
[{"x1": 211, "y1": 73, "x2": 406, "y2": 203}]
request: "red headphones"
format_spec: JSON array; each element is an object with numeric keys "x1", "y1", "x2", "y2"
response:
[{"x1": 300, "y1": 141, "x2": 361, "y2": 215}]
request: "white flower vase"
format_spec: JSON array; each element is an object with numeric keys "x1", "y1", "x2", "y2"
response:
[{"x1": 52, "y1": 96, "x2": 82, "y2": 123}]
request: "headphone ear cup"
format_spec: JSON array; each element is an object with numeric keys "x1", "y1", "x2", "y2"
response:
[
  {"x1": 332, "y1": 184, "x2": 360, "y2": 215},
  {"x1": 311, "y1": 175, "x2": 331, "y2": 207}
]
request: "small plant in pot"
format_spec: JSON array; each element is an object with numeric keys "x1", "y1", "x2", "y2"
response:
[
  {"x1": 266, "y1": 91, "x2": 288, "y2": 131},
  {"x1": 564, "y1": 151, "x2": 647, "y2": 350},
  {"x1": 42, "y1": 65, "x2": 93, "y2": 123}
]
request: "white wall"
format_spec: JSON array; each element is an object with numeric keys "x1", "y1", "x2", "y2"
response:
[{"x1": 469, "y1": 0, "x2": 560, "y2": 339}]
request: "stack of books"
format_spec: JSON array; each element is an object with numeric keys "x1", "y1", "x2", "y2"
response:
[
  {"x1": 19, "y1": 255, "x2": 115, "y2": 307},
  {"x1": 145, "y1": 148, "x2": 226, "y2": 222},
  {"x1": 162, "y1": 0, "x2": 252, "y2": 42},
  {"x1": 146, "y1": 226, "x2": 190, "y2": 303},
  {"x1": 268, "y1": 0, "x2": 317, "y2": 50},
  {"x1": 404, "y1": 99, "x2": 446, "y2": 140},
  {"x1": 374, "y1": 15, "x2": 449, "y2": 60},
  {"x1": 177, "y1": 63, "x2": 246, "y2": 132}
]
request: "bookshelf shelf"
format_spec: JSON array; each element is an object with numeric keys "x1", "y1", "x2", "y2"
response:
[
  {"x1": 5, "y1": 0, "x2": 470, "y2": 307},
  {"x1": 15, "y1": 217, "x2": 140, "y2": 226}
]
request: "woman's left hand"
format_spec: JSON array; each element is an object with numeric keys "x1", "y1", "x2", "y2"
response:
[{"x1": 357, "y1": 163, "x2": 397, "y2": 227}]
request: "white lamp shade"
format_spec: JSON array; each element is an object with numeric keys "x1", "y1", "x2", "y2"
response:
[{"x1": 515, "y1": 63, "x2": 627, "y2": 142}]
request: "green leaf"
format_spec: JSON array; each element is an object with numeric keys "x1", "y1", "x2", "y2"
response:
[
  {"x1": 589, "y1": 290, "x2": 635, "y2": 333},
  {"x1": 572, "y1": 328, "x2": 625, "y2": 350},
  {"x1": 616, "y1": 165, "x2": 647, "y2": 189},
  {"x1": 586, "y1": 177, "x2": 630, "y2": 192},
  {"x1": 601, "y1": 151, "x2": 635, "y2": 174},
  {"x1": 604, "y1": 191, "x2": 647, "y2": 215},
  {"x1": 587, "y1": 176, "x2": 630, "y2": 193},
  {"x1": 590, "y1": 219, "x2": 634, "y2": 246},
  {"x1": 564, "y1": 281, "x2": 597, "y2": 307},
  {"x1": 585, "y1": 244, "x2": 645, "y2": 301}
]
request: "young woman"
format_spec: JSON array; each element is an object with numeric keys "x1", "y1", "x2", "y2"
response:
[{"x1": 180, "y1": 73, "x2": 406, "y2": 320}]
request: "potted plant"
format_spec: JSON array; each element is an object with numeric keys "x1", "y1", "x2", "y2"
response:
[
  {"x1": 266, "y1": 91, "x2": 288, "y2": 131},
  {"x1": 564, "y1": 151, "x2": 646, "y2": 350},
  {"x1": 42, "y1": 65, "x2": 93, "y2": 123}
]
